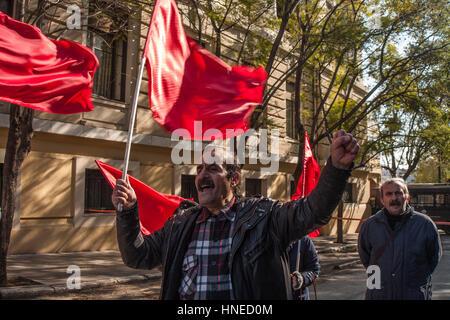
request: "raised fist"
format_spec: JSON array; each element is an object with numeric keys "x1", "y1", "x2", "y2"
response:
[{"x1": 330, "y1": 130, "x2": 359, "y2": 170}]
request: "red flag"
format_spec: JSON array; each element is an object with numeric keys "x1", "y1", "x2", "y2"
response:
[
  {"x1": 291, "y1": 131, "x2": 321, "y2": 237},
  {"x1": 144, "y1": 0, "x2": 267, "y2": 140},
  {"x1": 95, "y1": 160, "x2": 187, "y2": 235},
  {"x1": 0, "y1": 11, "x2": 98, "y2": 114}
]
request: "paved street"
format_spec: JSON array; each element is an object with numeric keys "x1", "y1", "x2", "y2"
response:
[
  {"x1": 316, "y1": 234, "x2": 450, "y2": 300},
  {"x1": 315, "y1": 264, "x2": 367, "y2": 300},
  {"x1": 429, "y1": 233, "x2": 450, "y2": 300},
  {"x1": 26, "y1": 278, "x2": 162, "y2": 300},
  {"x1": 7, "y1": 234, "x2": 449, "y2": 300}
]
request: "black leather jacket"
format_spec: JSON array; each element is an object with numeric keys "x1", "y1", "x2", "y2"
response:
[{"x1": 116, "y1": 159, "x2": 351, "y2": 299}]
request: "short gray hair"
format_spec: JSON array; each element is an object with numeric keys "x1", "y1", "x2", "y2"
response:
[{"x1": 380, "y1": 178, "x2": 409, "y2": 198}]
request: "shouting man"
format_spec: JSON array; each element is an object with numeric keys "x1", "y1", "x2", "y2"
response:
[
  {"x1": 358, "y1": 178, "x2": 442, "y2": 300},
  {"x1": 112, "y1": 130, "x2": 359, "y2": 299}
]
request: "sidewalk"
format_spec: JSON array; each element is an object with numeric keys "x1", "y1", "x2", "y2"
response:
[
  {"x1": 0, "y1": 233, "x2": 359, "y2": 299},
  {"x1": 311, "y1": 233, "x2": 361, "y2": 274},
  {"x1": 312, "y1": 233, "x2": 359, "y2": 254}
]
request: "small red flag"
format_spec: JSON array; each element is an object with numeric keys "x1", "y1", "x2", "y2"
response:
[
  {"x1": 0, "y1": 11, "x2": 98, "y2": 114},
  {"x1": 95, "y1": 160, "x2": 187, "y2": 235},
  {"x1": 143, "y1": 0, "x2": 267, "y2": 140},
  {"x1": 291, "y1": 131, "x2": 321, "y2": 237}
]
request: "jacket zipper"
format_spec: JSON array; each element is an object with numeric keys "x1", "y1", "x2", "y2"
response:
[
  {"x1": 160, "y1": 216, "x2": 175, "y2": 299},
  {"x1": 229, "y1": 202, "x2": 261, "y2": 299}
]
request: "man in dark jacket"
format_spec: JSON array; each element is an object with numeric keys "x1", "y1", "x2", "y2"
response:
[
  {"x1": 358, "y1": 178, "x2": 442, "y2": 300},
  {"x1": 112, "y1": 130, "x2": 359, "y2": 300}
]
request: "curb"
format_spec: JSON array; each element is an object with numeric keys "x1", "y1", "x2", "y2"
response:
[
  {"x1": 1, "y1": 242, "x2": 359, "y2": 299},
  {"x1": 316, "y1": 243, "x2": 360, "y2": 275},
  {"x1": 333, "y1": 259, "x2": 361, "y2": 270},
  {"x1": 319, "y1": 258, "x2": 361, "y2": 275},
  {"x1": 0, "y1": 273, "x2": 162, "y2": 299},
  {"x1": 317, "y1": 243, "x2": 358, "y2": 254}
]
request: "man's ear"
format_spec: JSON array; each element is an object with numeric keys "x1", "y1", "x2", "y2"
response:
[
  {"x1": 231, "y1": 172, "x2": 240, "y2": 188},
  {"x1": 379, "y1": 193, "x2": 386, "y2": 207}
]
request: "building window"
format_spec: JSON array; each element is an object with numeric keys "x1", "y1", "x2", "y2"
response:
[
  {"x1": 87, "y1": 33, "x2": 127, "y2": 101},
  {"x1": 290, "y1": 180, "x2": 296, "y2": 198},
  {"x1": 342, "y1": 182, "x2": 355, "y2": 203},
  {"x1": 88, "y1": 1, "x2": 128, "y2": 101},
  {"x1": 417, "y1": 194, "x2": 434, "y2": 207},
  {"x1": 0, "y1": 163, "x2": 3, "y2": 207},
  {"x1": 286, "y1": 81, "x2": 298, "y2": 139},
  {"x1": 246, "y1": 178, "x2": 262, "y2": 197},
  {"x1": 0, "y1": 0, "x2": 13, "y2": 16},
  {"x1": 181, "y1": 174, "x2": 198, "y2": 202},
  {"x1": 286, "y1": 99, "x2": 296, "y2": 139},
  {"x1": 84, "y1": 169, "x2": 115, "y2": 214},
  {"x1": 435, "y1": 194, "x2": 449, "y2": 207}
]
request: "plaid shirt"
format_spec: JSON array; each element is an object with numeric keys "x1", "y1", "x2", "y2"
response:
[{"x1": 179, "y1": 198, "x2": 236, "y2": 300}]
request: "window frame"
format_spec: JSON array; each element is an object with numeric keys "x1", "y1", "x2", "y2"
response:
[
  {"x1": 84, "y1": 168, "x2": 117, "y2": 215},
  {"x1": 0, "y1": 0, "x2": 14, "y2": 16},
  {"x1": 245, "y1": 178, "x2": 263, "y2": 197},
  {"x1": 86, "y1": 1, "x2": 129, "y2": 102},
  {"x1": 181, "y1": 174, "x2": 198, "y2": 202},
  {"x1": 285, "y1": 81, "x2": 298, "y2": 140},
  {"x1": 73, "y1": 157, "x2": 139, "y2": 227}
]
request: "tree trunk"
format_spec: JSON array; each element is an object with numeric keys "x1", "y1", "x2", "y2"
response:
[
  {"x1": 437, "y1": 153, "x2": 442, "y2": 183},
  {"x1": 293, "y1": 126, "x2": 305, "y2": 187},
  {"x1": 214, "y1": 32, "x2": 221, "y2": 58},
  {"x1": 0, "y1": 105, "x2": 34, "y2": 286},
  {"x1": 291, "y1": 53, "x2": 303, "y2": 182},
  {"x1": 250, "y1": 1, "x2": 298, "y2": 129}
]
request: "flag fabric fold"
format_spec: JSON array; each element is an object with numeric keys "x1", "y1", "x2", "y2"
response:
[
  {"x1": 291, "y1": 131, "x2": 322, "y2": 238},
  {"x1": 144, "y1": 0, "x2": 267, "y2": 140},
  {"x1": 0, "y1": 11, "x2": 99, "y2": 114},
  {"x1": 95, "y1": 160, "x2": 187, "y2": 235}
]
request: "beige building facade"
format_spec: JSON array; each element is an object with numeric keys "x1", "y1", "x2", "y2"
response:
[{"x1": 1, "y1": 0, "x2": 380, "y2": 254}]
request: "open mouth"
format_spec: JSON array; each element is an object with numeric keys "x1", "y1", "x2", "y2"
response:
[{"x1": 198, "y1": 179, "x2": 215, "y2": 192}]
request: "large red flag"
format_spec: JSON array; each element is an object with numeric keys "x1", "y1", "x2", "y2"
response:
[
  {"x1": 144, "y1": 0, "x2": 267, "y2": 140},
  {"x1": 291, "y1": 131, "x2": 321, "y2": 237},
  {"x1": 0, "y1": 11, "x2": 98, "y2": 114},
  {"x1": 95, "y1": 160, "x2": 188, "y2": 235}
]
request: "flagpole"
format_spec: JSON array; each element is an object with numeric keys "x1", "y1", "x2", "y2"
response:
[
  {"x1": 116, "y1": 0, "x2": 156, "y2": 212},
  {"x1": 295, "y1": 131, "x2": 307, "y2": 283},
  {"x1": 301, "y1": 131, "x2": 307, "y2": 199},
  {"x1": 117, "y1": 56, "x2": 147, "y2": 212}
]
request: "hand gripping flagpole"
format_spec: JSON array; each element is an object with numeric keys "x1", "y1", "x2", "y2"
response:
[{"x1": 117, "y1": 56, "x2": 147, "y2": 212}]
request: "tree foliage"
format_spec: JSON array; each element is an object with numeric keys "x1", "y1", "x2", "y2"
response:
[{"x1": 253, "y1": 0, "x2": 448, "y2": 181}]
